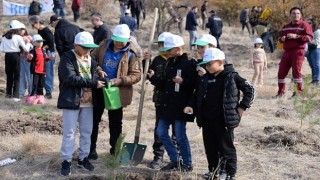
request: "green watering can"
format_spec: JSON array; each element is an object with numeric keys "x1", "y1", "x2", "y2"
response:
[{"x1": 103, "y1": 82, "x2": 121, "y2": 110}]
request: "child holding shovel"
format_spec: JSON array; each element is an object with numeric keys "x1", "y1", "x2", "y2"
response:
[
  {"x1": 148, "y1": 34, "x2": 197, "y2": 172},
  {"x1": 184, "y1": 48, "x2": 255, "y2": 180}
]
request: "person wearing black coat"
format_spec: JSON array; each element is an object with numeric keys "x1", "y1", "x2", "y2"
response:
[
  {"x1": 184, "y1": 48, "x2": 255, "y2": 180},
  {"x1": 206, "y1": 10, "x2": 223, "y2": 49},
  {"x1": 261, "y1": 31, "x2": 275, "y2": 53},
  {"x1": 127, "y1": 0, "x2": 144, "y2": 29},
  {"x1": 50, "y1": 15, "x2": 82, "y2": 57},
  {"x1": 91, "y1": 12, "x2": 112, "y2": 45},
  {"x1": 148, "y1": 34, "x2": 197, "y2": 172},
  {"x1": 185, "y1": 7, "x2": 198, "y2": 50}
]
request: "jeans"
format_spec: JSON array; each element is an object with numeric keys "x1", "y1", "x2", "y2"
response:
[
  {"x1": 188, "y1": 30, "x2": 197, "y2": 50},
  {"x1": 307, "y1": 48, "x2": 320, "y2": 81},
  {"x1": 53, "y1": 7, "x2": 66, "y2": 18},
  {"x1": 44, "y1": 51, "x2": 55, "y2": 95},
  {"x1": 19, "y1": 56, "x2": 32, "y2": 97},
  {"x1": 5, "y1": 52, "x2": 20, "y2": 98},
  {"x1": 157, "y1": 119, "x2": 192, "y2": 166},
  {"x1": 61, "y1": 108, "x2": 93, "y2": 161}
]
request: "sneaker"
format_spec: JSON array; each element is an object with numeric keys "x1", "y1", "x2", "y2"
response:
[
  {"x1": 45, "y1": 93, "x2": 52, "y2": 99},
  {"x1": 182, "y1": 164, "x2": 193, "y2": 172},
  {"x1": 226, "y1": 175, "x2": 236, "y2": 180},
  {"x1": 12, "y1": 98, "x2": 21, "y2": 102},
  {"x1": 77, "y1": 157, "x2": 94, "y2": 171},
  {"x1": 203, "y1": 172, "x2": 219, "y2": 180},
  {"x1": 273, "y1": 93, "x2": 284, "y2": 99},
  {"x1": 88, "y1": 150, "x2": 98, "y2": 160},
  {"x1": 149, "y1": 157, "x2": 162, "y2": 170},
  {"x1": 60, "y1": 160, "x2": 71, "y2": 176},
  {"x1": 160, "y1": 162, "x2": 180, "y2": 172}
]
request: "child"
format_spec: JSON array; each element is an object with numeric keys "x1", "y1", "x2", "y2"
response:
[
  {"x1": 250, "y1": 37, "x2": 267, "y2": 87},
  {"x1": 26, "y1": 35, "x2": 54, "y2": 105},
  {"x1": 148, "y1": 34, "x2": 197, "y2": 172},
  {"x1": 57, "y1": 31, "x2": 105, "y2": 176},
  {"x1": 184, "y1": 48, "x2": 255, "y2": 180},
  {"x1": 0, "y1": 20, "x2": 32, "y2": 101},
  {"x1": 19, "y1": 29, "x2": 33, "y2": 98}
]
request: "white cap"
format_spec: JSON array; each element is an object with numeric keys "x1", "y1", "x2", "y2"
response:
[
  {"x1": 125, "y1": 9, "x2": 131, "y2": 14},
  {"x1": 159, "y1": 34, "x2": 185, "y2": 52},
  {"x1": 198, "y1": 48, "x2": 225, "y2": 65},
  {"x1": 10, "y1": 20, "x2": 25, "y2": 30},
  {"x1": 111, "y1": 24, "x2": 131, "y2": 42},
  {"x1": 254, "y1": 38, "x2": 263, "y2": 44},
  {"x1": 156, "y1": 32, "x2": 172, "y2": 43},
  {"x1": 74, "y1": 31, "x2": 99, "y2": 48},
  {"x1": 32, "y1": 34, "x2": 44, "y2": 42},
  {"x1": 193, "y1": 34, "x2": 217, "y2": 47}
]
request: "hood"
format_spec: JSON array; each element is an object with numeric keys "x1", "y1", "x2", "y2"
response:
[
  {"x1": 220, "y1": 64, "x2": 235, "y2": 77},
  {"x1": 56, "y1": 19, "x2": 72, "y2": 29}
]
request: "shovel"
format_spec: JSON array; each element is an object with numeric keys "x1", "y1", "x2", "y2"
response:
[{"x1": 120, "y1": 7, "x2": 159, "y2": 166}]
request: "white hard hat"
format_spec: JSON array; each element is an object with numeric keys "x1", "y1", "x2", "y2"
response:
[
  {"x1": 254, "y1": 38, "x2": 263, "y2": 44},
  {"x1": 10, "y1": 20, "x2": 25, "y2": 30}
]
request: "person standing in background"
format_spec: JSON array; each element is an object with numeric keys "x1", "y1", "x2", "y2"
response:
[
  {"x1": 0, "y1": 20, "x2": 33, "y2": 101},
  {"x1": 239, "y1": 7, "x2": 251, "y2": 35},
  {"x1": 119, "y1": 9, "x2": 138, "y2": 34},
  {"x1": 53, "y1": 0, "x2": 66, "y2": 18},
  {"x1": 29, "y1": 15, "x2": 56, "y2": 99},
  {"x1": 118, "y1": 0, "x2": 129, "y2": 16},
  {"x1": 185, "y1": 7, "x2": 199, "y2": 50},
  {"x1": 200, "y1": 1, "x2": 208, "y2": 30},
  {"x1": 91, "y1": 12, "x2": 112, "y2": 45},
  {"x1": 72, "y1": 0, "x2": 81, "y2": 22},
  {"x1": 306, "y1": 18, "x2": 320, "y2": 85},
  {"x1": 127, "y1": 0, "x2": 144, "y2": 29},
  {"x1": 28, "y1": 0, "x2": 42, "y2": 16},
  {"x1": 206, "y1": 10, "x2": 223, "y2": 49}
]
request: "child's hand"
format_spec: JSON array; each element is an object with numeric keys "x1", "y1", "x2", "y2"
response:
[
  {"x1": 238, "y1": 108, "x2": 244, "y2": 117},
  {"x1": 197, "y1": 66, "x2": 206, "y2": 76},
  {"x1": 110, "y1": 78, "x2": 122, "y2": 86},
  {"x1": 96, "y1": 80, "x2": 105, "y2": 88},
  {"x1": 173, "y1": 76, "x2": 183, "y2": 84},
  {"x1": 27, "y1": 54, "x2": 33, "y2": 60},
  {"x1": 183, "y1": 107, "x2": 193, "y2": 115},
  {"x1": 98, "y1": 70, "x2": 107, "y2": 78},
  {"x1": 147, "y1": 69, "x2": 155, "y2": 78},
  {"x1": 49, "y1": 52, "x2": 56, "y2": 60}
]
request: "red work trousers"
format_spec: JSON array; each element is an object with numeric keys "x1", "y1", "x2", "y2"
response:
[{"x1": 277, "y1": 49, "x2": 305, "y2": 94}]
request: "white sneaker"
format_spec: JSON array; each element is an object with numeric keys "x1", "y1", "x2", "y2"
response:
[{"x1": 12, "y1": 98, "x2": 21, "y2": 102}]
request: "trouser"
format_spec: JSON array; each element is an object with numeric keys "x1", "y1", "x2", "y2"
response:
[
  {"x1": 211, "y1": 33, "x2": 222, "y2": 49},
  {"x1": 277, "y1": 49, "x2": 304, "y2": 94},
  {"x1": 72, "y1": 8, "x2": 80, "y2": 22},
  {"x1": 5, "y1": 52, "x2": 20, "y2": 98},
  {"x1": 91, "y1": 89, "x2": 123, "y2": 155},
  {"x1": 157, "y1": 119, "x2": 192, "y2": 166},
  {"x1": 131, "y1": 10, "x2": 141, "y2": 29},
  {"x1": 53, "y1": 7, "x2": 66, "y2": 18},
  {"x1": 201, "y1": 16, "x2": 206, "y2": 30},
  {"x1": 307, "y1": 48, "x2": 320, "y2": 82},
  {"x1": 202, "y1": 120, "x2": 237, "y2": 176},
  {"x1": 61, "y1": 108, "x2": 93, "y2": 161},
  {"x1": 44, "y1": 51, "x2": 55, "y2": 95},
  {"x1": 152, "y1": 107, "x2": 177, "y2": 159},
  {"x1": 252, "y1": 61, "x2": 265, "y2": 86},
  {"x1": 241, "y1": 21, "x2": 251, "y2": 35},
  {"x1": 19, "y1": 56, "x2": 32, "y2": 97},
  {"x1": 188, "y1": 30, "x2": 197, "y2": 50},
  {"x1": 30, "y1": 73, "x2": 45, "y2": 96}
]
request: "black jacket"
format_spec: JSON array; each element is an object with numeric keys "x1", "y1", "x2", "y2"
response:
[
  {"x1": 149, "y1": 53, "x2": 197, "y2": 121},
  {"x1": 54, "y1": 19, "x2": 82, "y2": 56},
  {"x1": 185, "y1": 11, "x2": 198, "y2": 31},
  {"x1": 38, "y1": 26, "x2": 55, "y2": 52},
  {"x1": 57, "y1": 50, "x2": 99, "y2": 109},
  {"x1": 261, "y1": 32, "x2": 275, "y2": 53},
  {"x1": 93, "y1": 23, "x2": 112, "y2": 45},
  {"x1": 190, "y1": 64, "x2": 255, "y2": 128},
  {"x1": 127, "y1": 0, "x2": 144, "y2": 12},
  {"x1": 206, "y1": 15, "x2": 223, "y2": 36}
]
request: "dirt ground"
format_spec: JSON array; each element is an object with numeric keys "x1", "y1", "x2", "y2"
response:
[{"x1": 0, "y1": 1, "x2": 320, "y2": 180}]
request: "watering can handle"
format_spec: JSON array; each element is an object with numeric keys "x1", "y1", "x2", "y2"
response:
[{"x1": 134, "y1": 8, "x2": 158, "y2": 144}]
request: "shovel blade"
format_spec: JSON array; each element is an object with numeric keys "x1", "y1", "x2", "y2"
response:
[{"x1": 120, "y1": 142, "x2": 147, "y2": 166}]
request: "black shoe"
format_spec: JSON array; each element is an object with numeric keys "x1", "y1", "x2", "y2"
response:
[
  {"x1": 88, "y1": 150, "x2": 98, "y2": 160},
  {"x1": 182, "y1": 164, "x2": 193, "y2": 172},
  {"x1": 45, "y1": 93, "x2": 52, "y2": 99},
  {"x1": 149, "y1": 157, "x2": 162, "y2": 170},
  {"x1": 77, "y1": 157, "x2": 94, "y2": 171},
  {"x1": 273, "y1": 93, "x2": 284, "y2": 99},
  {"x1": 60, "y1": 160, "x2": 71, "y2": 176},
  {"x1": 203, "y1": 172, "x2": 219, "y2": 180},
  {"x1": 160, "y1": 162, "x2": 180, "y2": 171}
]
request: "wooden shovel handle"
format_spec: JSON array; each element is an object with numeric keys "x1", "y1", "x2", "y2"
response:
[{"x1": 134, "y1": 8, "x2": 159, "y2": 144}]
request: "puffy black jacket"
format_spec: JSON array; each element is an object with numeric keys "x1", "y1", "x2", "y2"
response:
[
  {"x1": 57, "y1": 50, "x2": 99, "y2": 109},
  {"x1": 54, "y1": 19, "x2": 82, "y2": 56},
  {"x1": 93, "y1": 23, "x2": 112, "y2": 45},
  {"x1": 149, "y1": 53, "x2": 197, "y2": 121},
  {"x1": 190, "y1": 64, "x2": 255, "y2": 128}
]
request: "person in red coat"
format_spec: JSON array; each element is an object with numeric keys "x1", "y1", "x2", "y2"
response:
[
  {"x1": 275, "y1": 7, "x2": 313, "y2": 98},
  {"x1": 72, "y1": 0, "x2": 81, "y2": 22}
]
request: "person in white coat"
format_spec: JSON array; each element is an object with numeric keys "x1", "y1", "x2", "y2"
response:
[{"x1": 0, "y1": 20, "x2": 33, "y2": 101}]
